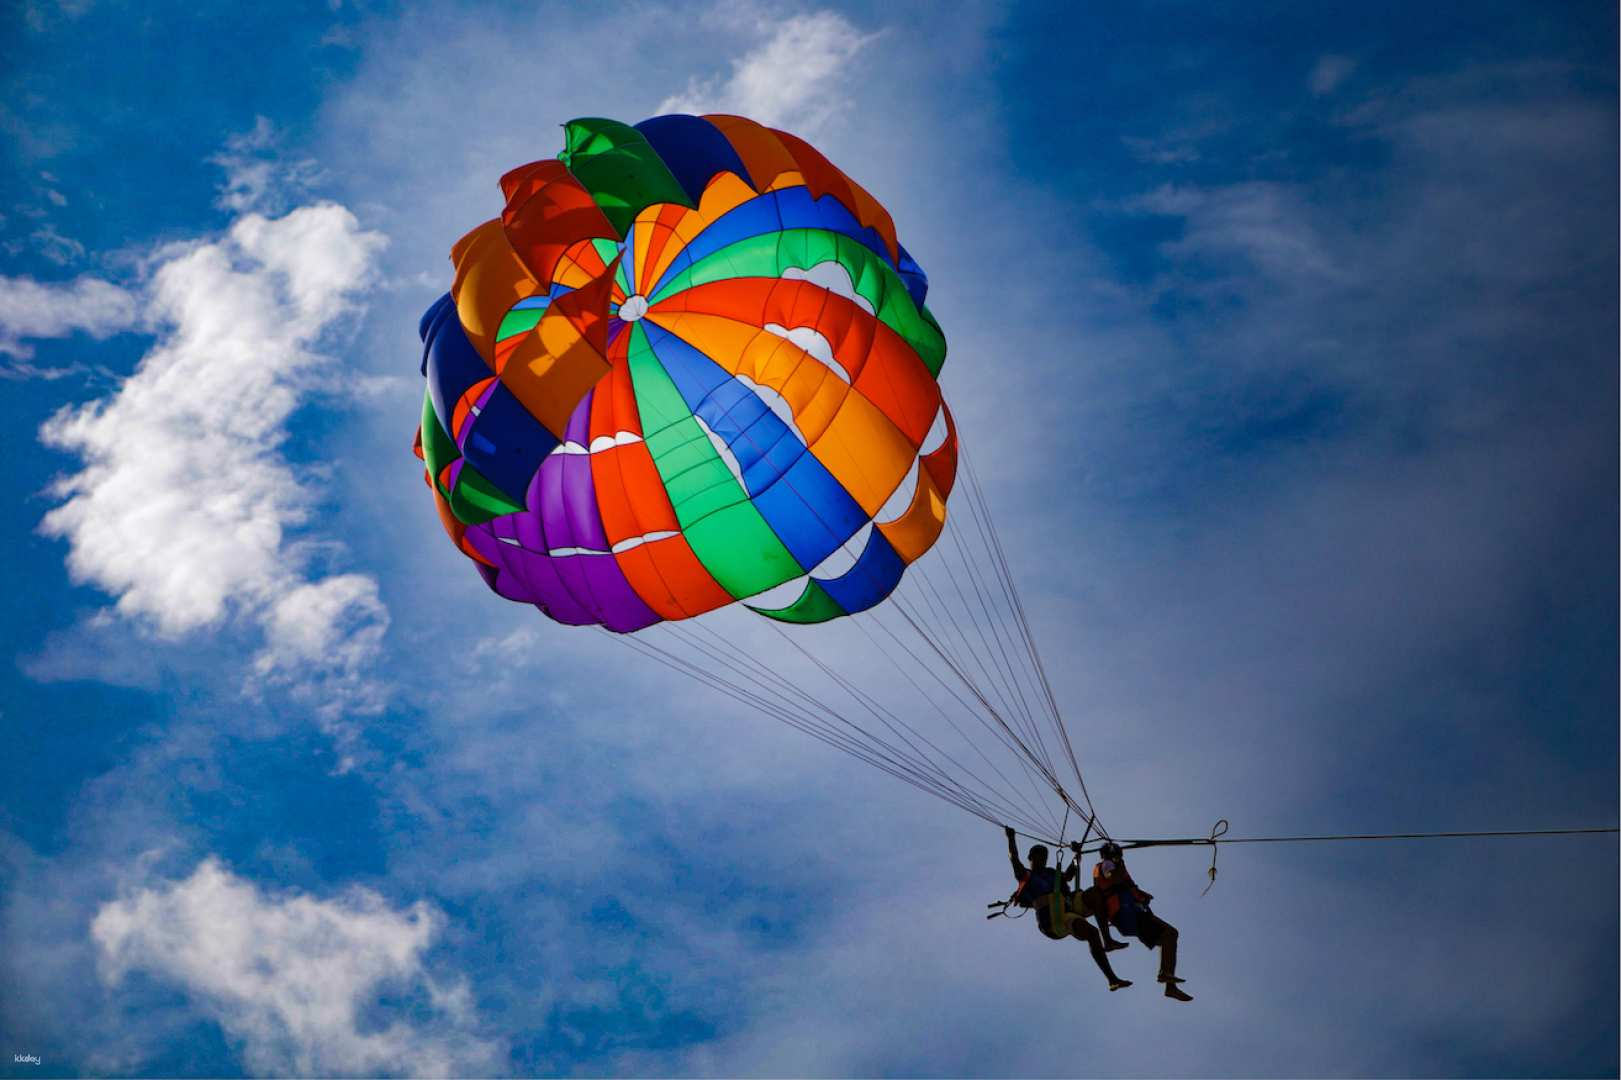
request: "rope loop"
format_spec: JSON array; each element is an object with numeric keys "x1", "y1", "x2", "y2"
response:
[{"x1": 1201, "y1": 818, "x2": 1229, "y2": 896}]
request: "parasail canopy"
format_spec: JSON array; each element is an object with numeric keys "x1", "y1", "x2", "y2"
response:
[
  {"x1": 413, "y1": 114, "x2": 1104, "y2": 847},
  {"x1": 415, "y1": 114, "x2": 953, "y2": 633}
]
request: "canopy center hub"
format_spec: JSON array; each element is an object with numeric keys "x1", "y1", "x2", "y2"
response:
[{"x1": 619, "y1": 294, "x2": 649, "y2": 322}]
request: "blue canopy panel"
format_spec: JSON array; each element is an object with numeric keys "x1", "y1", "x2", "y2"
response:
[
  {"x1": 817, "y1": 527, "x2": 905, "y2": 614},
  {"x1": 634, "y1": 115, "x2": 756, "y2": 206},
  {"x1": 420, "y1": 292, "x2": 491, "y2": 437},
  {"x1": 421, "y1": 291, "x2": 563, "y2": 506},
  {"x1": 641, "y1": 320, "x2": 866, "y2": 570},
  {"x1": 746, "y1": 526, "x2": 908, "y2": 624},
  {"x1": 895, "y1": 243, "x2": 929, "y2": 310},
  {"x1": 456, "y1": 381, "x2": 559, "y2": 506},
  {"x1": 750, "y1": 456, "x2": 868, "y2": 570}
]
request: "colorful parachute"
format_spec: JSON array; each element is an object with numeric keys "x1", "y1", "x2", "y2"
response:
[
  {"x1": 414, "y1": 115, "x2": 958, "y2": 633},
  {"x1": 413, "y1": 116, "x2": 1101, "y2": 845}
]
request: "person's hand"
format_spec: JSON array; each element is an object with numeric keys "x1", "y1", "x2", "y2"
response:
[
  {"x1": 1069, "y1": 841, "x2": 1083, "y2": 853},
  {"x1": 1004, "y1": 825, "x2": 1016, "y2": 839}
]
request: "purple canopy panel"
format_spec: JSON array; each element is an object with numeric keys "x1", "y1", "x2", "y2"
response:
[
  {"x1": 552, "y1": 552, "x2": 663, "y2": 633},
  {"x1": 466, "y1": 518, "x2": 597, "y2": 626},
  {"x1": 504, "y1": 390, "x2": 662, "y2": 631},
  {"x1": 533, "y1": 396, "x2": 609, "y2": 551}
]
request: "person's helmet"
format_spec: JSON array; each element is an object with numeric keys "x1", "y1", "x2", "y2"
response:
[{"x1": 1099, "y1": 841, "x2": 1123, "y2": 861}]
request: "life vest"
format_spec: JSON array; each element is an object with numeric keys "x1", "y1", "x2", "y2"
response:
[
  {"x1": 1093, "y1": 857, "x2": 1153, "y2": 921},
  {"x1": 1013, "y1": 866, "x2": 1058, "y2": 908}
]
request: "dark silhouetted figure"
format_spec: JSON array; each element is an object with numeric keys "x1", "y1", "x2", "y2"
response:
[
  {"x1": 1004, "y1": 826, "x2": 1132, "y2": 991},
  {"x1": 1091, "y1": 840, "x2": 1192, "y2": 1002}
]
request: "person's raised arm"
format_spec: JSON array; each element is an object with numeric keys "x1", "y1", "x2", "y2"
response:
[{"x1": 1004, "y1": 825, "x2": 1025, "y2": 878}]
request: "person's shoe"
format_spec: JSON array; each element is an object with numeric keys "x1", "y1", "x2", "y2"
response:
[
  {"x1": 1108, "y1": 978, "x2": 1133, "y2": 992},
  {"x1": 1164, "y1": 983, "x2": 1193, "y2": 1002},
  {"x1": 1104, "y1": 940, "x2": 1130, "y2": 952}
]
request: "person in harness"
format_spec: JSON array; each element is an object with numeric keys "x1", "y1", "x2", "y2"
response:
[
  {"x1": 1004, "y1": 826, "x2": 1132, "y2": 991},
  {"x1": 1091, "y1": 840, "x2": 1193, "y2": 1002}
]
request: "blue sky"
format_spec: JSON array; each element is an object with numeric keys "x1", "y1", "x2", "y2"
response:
[{"x1": 1, "y1": 1, "x2": 1616, "y2": 1076}]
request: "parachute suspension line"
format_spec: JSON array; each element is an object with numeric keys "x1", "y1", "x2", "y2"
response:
[
  {"x1": 672, "y1": 626, "x2": 1042, "y2": 833},
  {"x1": 602, "y1": 625, "x2": 1057, "y2": 838},
  {"x1": 602, "y1": 627, "x2": 879, "y2": 773},
  {"x1": 885, "y1": 595, "x2": 1092, "y2": 827},
  {"x1": 771, "y1": 609, "x2": 1063, "y2": 827},
  {"x1": 916, "y1": 520, "x2": 1059, "y2": 784},
  {"x1": 946, "y1": 463, "x2": 1069, "y2": 781},
  {"x1": 667, "y1": 618, "x2": 1064, "y2": 841},
  {"x1": 932, "y1": 439, "x2": 1108, "y2": 836},
  {"x1": 760, "y1": 621, "x2": 1064, "y2": 838},
  {"x1": 884, "y1": 593, "x2": 1060, "y2": 796},
  {"x1": 950, "y1": 454, "x2": 1071, "y2": 778},
  {"x1": 853, "y1": 607, "x2": 1070, "y2": 839},
  {"x1": 868, "y1": 432, "x2": 1106, "y2": 830},
  {"x1": 893, "y1": 494, "x2": 1087, "y2": 829},
  {"x1": 909, "y1": 559, "x2": 1006, "y2": 707},
  {"x1": 958, "y1": 447, "x2": 1104, "y2": 835},
  {"x1": 844, "y1": 611, "x2": 1066, "y2": 835},
  {"x1": 937, "y1": 495, "x2": 1059, "y2": 779},
  {"x1": 894, "y1": 572, "x2": 1061, "y2": 802},
  {"x1": 903, "y1": 558, "x2": 1059, "y2": 789},
  {"x1": 919, "y1": 524, "x2": 1051, "y2": 773},
  {"x1": 606, "y1": 628, "x2": 923, "y2": 803}
]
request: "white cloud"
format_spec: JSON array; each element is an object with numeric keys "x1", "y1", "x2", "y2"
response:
[
  {"x1": 37, "y1": 202, "x2": 391, "y2": 722},
  {"x1": 31, "y1": 222, "x2": 85, "y2": 264},
  {"x1": 92, "y1": 858, "x2": 501, "y2": 1077},
  {"x1": 1126, "y1": 181, "x2": 1345, "y2": 283},
  {"x1": 1309, "y1": 54, "x2": 1357, "y2": 96},
  {"x1": 1122, "y1": 133, "x2": 1201, "y2": 164},
  {"x1": 22, "y1": 0, "x2": 94, "y2": 33},
  {"x1": 254, "y1": 574, "x2": 390, "y2": 721},
  {"x1": 210, "y1": 117, "x2": 325, "y2": 214},
  {"x1": 658, "y1": 10, "x2": 879, "y2": 133},
  {"x1": 0, "y1": 273, "x2": 139, "y2": 359}
]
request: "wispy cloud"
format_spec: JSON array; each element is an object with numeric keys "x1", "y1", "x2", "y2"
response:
[
  {"x1": 92, "y1": 858, "x2": 501, "y2": 1077},
  {"x1": 36, "y1": 201, "x2": 391, "y2": 733},
  {"x1": 1309, "y1": 54, "x2": 1357, "y2": 96},
  {"x1": 253, "y1": 573, "x2": 390, "y2": 718},
  {"x1": 1125, "y1": 180, "x2": 1346, "y2": 284},
  {"x1": 658, "y1": 9, "x2": 880, "y2": 133},
  {"x1": 1122, "y1": 133, "x2": 1202, "y2": 165},
  {"x1": 209, "y1": 116, "x2": 326, "y2": 215},
  {"x1": 29, "y1": 221, "x2": 84, "y2": 265},
  {"x1": 0, "y1": 273, "x2": 139, "y2": 360},
  {"x1": 22, "y1": 0, "x2": 94, "y2": 33}
]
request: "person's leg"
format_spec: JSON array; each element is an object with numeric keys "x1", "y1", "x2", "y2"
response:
[
  {"x1": 1082, "y1": 888, "x2": 1129, "y2": 951},
  {"x1": 1156, "y1": 922, "x2": 1178, "y2": 981},
  {"x1": 1152, "y1": 920, "x2": 1192, "y2": 1001},
  {"x1": 1068, "y1": 916, "x2": 1130, "y2": 989}
]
